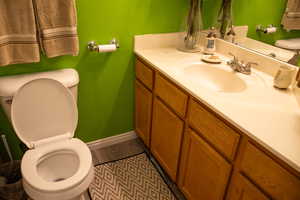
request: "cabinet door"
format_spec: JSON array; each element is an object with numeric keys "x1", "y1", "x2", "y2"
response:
[
  {"x1": 178, "y1": 128, "x2": 231, "y2": 200},
  {"x1": 151, "y1": 98, "x2": 184, "y2": 181},
  {"x1": 240, "y1": 142, "x2": 300, "y2": 200},
  {"x1": 226, "y1": 174, "x2": 270, "y2": 200},
  {"x1": 135, "y1": 80, "x2": 152, "y2": 147}
]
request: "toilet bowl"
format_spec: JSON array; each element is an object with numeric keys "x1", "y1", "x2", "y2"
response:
[
  {"x1": 2, "y1": 76, "x2": 94, "y2": 200},
  {"x1": 21, "y1": 139, "x2": 94, "y2": 200}
]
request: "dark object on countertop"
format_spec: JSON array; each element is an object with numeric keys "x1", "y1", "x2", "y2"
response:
[
  {"x1": 296, "y1": 69, "x2": 300, "y2": 87},
  {"x1": 0, "y1": 161, "x2": 27, "y2": 200},
  {"x1": 218, "y1": 0, "x2": 233, "y2": 38},
  {"x1": 288, "y1": 50, "x2": 300, "y2": 66},
  {"x1": 180, "y1": 0, "x2": 203, "y2": 52}
]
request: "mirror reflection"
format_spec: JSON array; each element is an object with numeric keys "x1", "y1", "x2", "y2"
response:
[{"x1": 206, "y1": 0, "x2": 300, "y2": 66}]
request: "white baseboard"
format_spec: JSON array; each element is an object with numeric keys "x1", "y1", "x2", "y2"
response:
[{"x1": 87, "y1": 131, "x2": 138, "y2": 150}]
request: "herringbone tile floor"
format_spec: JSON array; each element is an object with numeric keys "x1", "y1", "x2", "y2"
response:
[
  {"x1": 88, "y1": 138, "x2": 185, "y2": 200},
  {"x1": 89, "y1": 153, "x2": 176, "y2": 200}
]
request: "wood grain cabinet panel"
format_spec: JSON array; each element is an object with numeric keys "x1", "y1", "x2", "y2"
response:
[
  {"x1": 178, "y1": 128, "x2": 232, "y2": 200},
  {"x1": 155, "y1": 74, "x2": 188, "y2": 118},
  {"x1": 135, "y1": 56, "x2": 300, "y2": 200},
  {"x1": 188, "y1": 99, "x2": 240, "y2": 161},
  {"x1": 135, "y1": 59, "x2": 154, "y2": 90},
  {"x1": 226, "y1": 174, "x2": 270, "y2": 200},
  {"x1": 151, "y1": 98, "x2": 184, "y2": 181},
  {"x1": 135, "y1": 80, "x2": 152, "y2": 147},
  {"x1": 240, "y1": 142, "x2": 300, "y2": 200}
]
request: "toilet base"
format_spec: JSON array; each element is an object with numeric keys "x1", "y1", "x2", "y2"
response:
[
  {"x1": 25, "y1": 189, "x2": 90, "y2": 200},
  {"x1": 27, "y1": 193, "x2": 86, "y2": 200},
  {"x1": 63, "y1": 193, "x2": 85, "y2": 200}
]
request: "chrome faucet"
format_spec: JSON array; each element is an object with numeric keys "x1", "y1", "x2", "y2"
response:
[{"x1": 227, "y1": 53, "x2": 258, "y2": 75}]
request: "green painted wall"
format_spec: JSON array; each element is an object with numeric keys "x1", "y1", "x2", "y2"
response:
[
  {"x1": 2, "y1": 0, "x2": 298, "y2": 160},
  {"x1": 202, "y1": 0, "x2": 300, "y2": 44},
  {"x1": 0, "y1": 0, "x2": 188, "y2": 159}
]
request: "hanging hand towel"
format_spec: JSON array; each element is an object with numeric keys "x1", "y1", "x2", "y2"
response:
[
  {"x1": 33, "y1": 0, "x2": 79, "y2": 58},
  {"x1": 0, "y1": 0, "x2": 40, "y2": 67},
  {"x1": 282, "y1": 0, "x2": 300, "y2": 30}
]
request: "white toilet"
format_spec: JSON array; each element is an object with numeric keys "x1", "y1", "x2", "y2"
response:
[{"x1": 0, "y1": 69, "x2": 94, "y2": 200}]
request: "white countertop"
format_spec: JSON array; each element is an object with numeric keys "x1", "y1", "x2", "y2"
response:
[{"x1": 135, "y1": 47, "x2": 300, "y2": 172}]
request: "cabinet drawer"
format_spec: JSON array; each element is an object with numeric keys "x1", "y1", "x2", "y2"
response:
[
  {"x1": 240, "y1": 142, "x2": 300, "y2": 200},
  {"x1": 136, "y1": 59, "x2": 154, "y2": 90},
  {"x1": 155, "y1": 74, "x2": 188, "y2": 117},
  {"x1": 188, "y1": 99, "x2": 240, "y2": 161}
]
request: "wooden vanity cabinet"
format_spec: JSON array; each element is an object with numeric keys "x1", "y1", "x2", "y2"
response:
[
  {"x1": 239, "y1": 142, "x2": 300, "y2": 200},
  {"x1": 178, "y1": 128, "x2": 232, "y2": 200},
  {"x1": 134, "y1": 57, "x2": 300, "y2": 200},
  {"x1": 226, "y1": 174, "x2": 270, "y2": 200},
  {"x1": 151, "y1": 97, "x2": 184, "y2": 181},
  {"x1": 135, "y1": 80, "x2": 152, "y2": 147}
]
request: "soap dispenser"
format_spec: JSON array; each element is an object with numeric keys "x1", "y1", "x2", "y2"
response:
[{"x1": 203, "y1": 27, "x2": 217, "y2": 55}]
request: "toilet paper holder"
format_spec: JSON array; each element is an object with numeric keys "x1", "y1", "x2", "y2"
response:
[
  {"x1": 87, "y1": 38, "x2": 120, "y2": 52},
  {"x1": 256, "y1": 24, "x2": 277, "y2": 34}
]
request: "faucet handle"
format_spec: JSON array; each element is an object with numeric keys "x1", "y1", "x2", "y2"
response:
[
  {"x1": 228, "y1": 52, "x2": 239, "y2": 62},
  {"x1": 228, "y1": 52, "x2": 236, "y2": 58},
  {"x1": 246, "y1": 62, "x2": 258, "y2": 68}
]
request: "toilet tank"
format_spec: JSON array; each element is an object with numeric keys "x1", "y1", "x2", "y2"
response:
[{"x1": 0, "y1": 69, "x2": 79, "y2": 121}]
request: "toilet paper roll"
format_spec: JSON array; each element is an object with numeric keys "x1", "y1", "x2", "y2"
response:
[
  {"x1": 97, "y1": 44, "x2": 117, "y2": 53},
  {"x1": 264, "y1": 27, "x2": 277, "y2": 34}
]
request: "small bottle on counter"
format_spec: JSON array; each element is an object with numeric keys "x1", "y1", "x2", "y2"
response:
[
  {"x1": 203, "y1": 27, "x2": 217, "y2": 55},
  {"x1": 273, "y1": 65, "x2": 296, "y2": 89}
]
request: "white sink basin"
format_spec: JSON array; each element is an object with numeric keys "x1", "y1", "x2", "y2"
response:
[{"x1": 183, "y1": 64, "x2": 247, "y2": 93}]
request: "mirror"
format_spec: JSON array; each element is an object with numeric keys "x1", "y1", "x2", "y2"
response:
[
  {"x1": 215, "y1": 0, "x2": 300, "y2": 67},
  {"x1": 230, "y1": 25, "x2": 299, "y2": 66}
]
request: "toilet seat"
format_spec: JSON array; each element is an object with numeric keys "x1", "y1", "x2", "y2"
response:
[
  {"x1": 10, "y1": 78, "x2": 93, "y2": 195},
  {"x1": 275, "y1": 38, "x2": 300, "y2": 50},
  {"x1": 21, "y1": 138, "x2": 93, "y2": 192}
]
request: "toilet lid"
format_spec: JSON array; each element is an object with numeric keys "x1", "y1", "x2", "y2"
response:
[{"x1": 11, "y1": 78, "x2": 78, "y2": 148}]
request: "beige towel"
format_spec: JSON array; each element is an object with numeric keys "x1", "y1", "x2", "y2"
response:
[
  {"x1": 282, "y1": 0, "x2": 300, "y2": 30},
  {"x1": 33, "y1": 0, "x2": 79, "y2": 58},
  {"x1": 0, "y1": 0, "x2": 40, "y2": 66}
]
